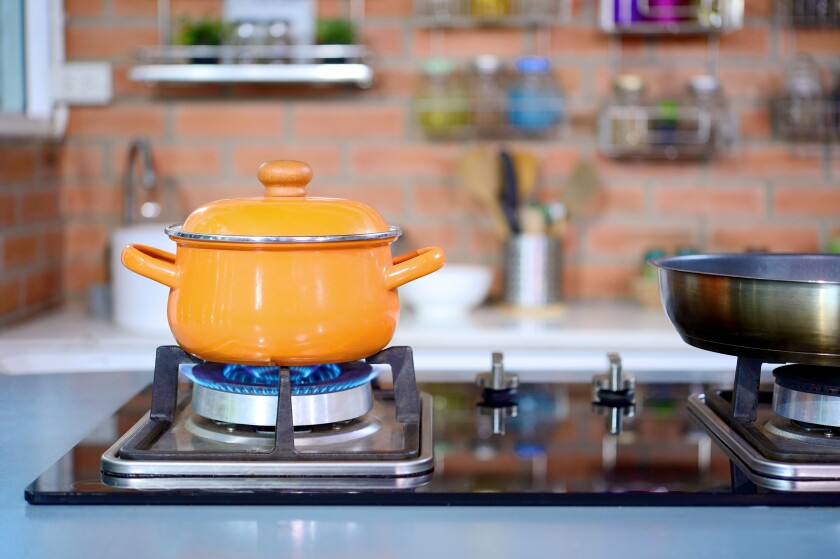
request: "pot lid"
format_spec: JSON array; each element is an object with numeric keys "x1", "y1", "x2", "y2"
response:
[{"x1": 171, "y1": 160, "x2": 398, "y2": 242}]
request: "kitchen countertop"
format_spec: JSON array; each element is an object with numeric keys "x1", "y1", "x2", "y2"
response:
[
  {"x1": 3, "y1": 371, "x2": 840, "y2": 559},
  {"x1": 0, "y1": 302, "x2": 745, "y2": 383}
]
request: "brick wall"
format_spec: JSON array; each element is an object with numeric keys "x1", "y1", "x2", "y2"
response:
[
  {"x1": 12, "y1": 0, "x2": 840, "y2": 323},
  {"x1": 0, "y1": 142, "x2": 63, "y2": 326}
]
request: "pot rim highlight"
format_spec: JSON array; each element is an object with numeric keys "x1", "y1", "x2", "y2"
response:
[{"x1": 164, "y1": 224, "x2": 402, "y2": 244}]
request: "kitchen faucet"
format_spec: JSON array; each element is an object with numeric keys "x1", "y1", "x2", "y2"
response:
[{"x1": 123, "y1": 138, "x2": 159, "y2": 226}]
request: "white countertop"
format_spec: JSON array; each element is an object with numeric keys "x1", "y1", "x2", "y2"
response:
[{"x1": 0, "y1": 302, "x2": 745, "y2": 382}]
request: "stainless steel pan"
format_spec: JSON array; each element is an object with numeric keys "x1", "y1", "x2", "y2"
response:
[{"x1": 653, "y1": 254, "x2": 840, "y2": 367}]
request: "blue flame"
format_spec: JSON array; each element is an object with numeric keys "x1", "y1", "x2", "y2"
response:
[
  {"x1": 182, "y1": 361, "x2": 377, "y2": 396},
  {"x1": 220, "y1": 363, "x2": 342, "y2": 387}
]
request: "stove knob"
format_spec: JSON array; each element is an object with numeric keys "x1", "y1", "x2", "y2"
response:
[
  {"x1": 592, "y1": 353, "x2": 636, "y2": 436},
  {"x1": 476, "y1": 352, "x2": 519, "y2": 392},
  {"x1": 476, "y1": 352, "x2": 519, "y2": 435},
  {"x1": 592, "y1": 352, "x2": 635, "y2": 406}
]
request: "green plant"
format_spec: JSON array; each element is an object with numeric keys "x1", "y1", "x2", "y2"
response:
[
  {"x1": 316, "y1": 18, "x2": 356, "y2": 45},
  {"x1": 175, "y1": 16, "x2": 232, "y2": 46}
]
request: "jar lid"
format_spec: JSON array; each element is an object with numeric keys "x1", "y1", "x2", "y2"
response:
[
  {"x1": 515, "y1": 56, "x2": 551, "y2": 74},
  {"x1": 470, "y1": 55, "x2": 503, "y2": 74},
  {"x1": 613, "y1": 74, "x2": 646, "y2": 93},
  {"x1": 687, "y1": 75, "x2": 720, "y2": 96},
  {"x1": 422, "y1": 57, "x2": 457, "y2": 76},
  {"x1": 167, "y1": 160, "x2": 399, "y2": 244}
]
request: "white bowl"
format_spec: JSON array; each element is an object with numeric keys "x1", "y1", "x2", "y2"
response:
[{"x1": 399, "y1": 264, "x2": 493, "y2": 319}]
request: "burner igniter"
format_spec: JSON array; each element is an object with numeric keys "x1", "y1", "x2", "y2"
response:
[{"x1": 476, "y1": 352, "x2": 519, "y2": 393}]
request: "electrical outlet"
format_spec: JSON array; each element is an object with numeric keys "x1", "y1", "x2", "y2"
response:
[{"x1": 54, "y1": 62, "x2": 112, "y2": 105}]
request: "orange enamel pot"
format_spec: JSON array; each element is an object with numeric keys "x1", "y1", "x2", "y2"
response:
[{"x1": 121, "y1": 160, "x2": 445, "y2": 366}]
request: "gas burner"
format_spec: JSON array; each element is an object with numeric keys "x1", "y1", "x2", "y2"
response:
[
  {"x1": 98, "y1": 346, "x2": 433, "y2": 488},
  {"x1": 688, "y1": 358, "x2": 840, "y2": 492},
  {"x1": 180, "y1": 361, "x2": 381, "y2": 426},
  {"x1": 772, "y1": 364, "x2": 840, "y2": 428}
]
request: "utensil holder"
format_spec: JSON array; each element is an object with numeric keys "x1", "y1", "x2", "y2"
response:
[{"x1": 503, "y1": 234, "x2": 561, "y2": 307}]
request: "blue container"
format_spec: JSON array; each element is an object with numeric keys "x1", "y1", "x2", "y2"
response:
[{"x1": 507, "y1": 56, "x2": 562, "y2": 134}]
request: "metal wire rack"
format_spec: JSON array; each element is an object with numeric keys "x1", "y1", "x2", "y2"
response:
[
  {"x1": 413, "y1": 0, "x2": 570, "y2": 26},
  {"x1": 598, "y1": 103, "x2": 736, "y2": 159},
  {"x1": 776, "y1": 0, "x2": 840, "y2": 27},
  {"x1": 772, "y1": 98, "x2": 840, "y2": 142}
]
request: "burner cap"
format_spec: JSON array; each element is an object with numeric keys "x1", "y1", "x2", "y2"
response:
[
  {"x1": 772, "y1": 364, "x2": 840, "y2": 397},
  {"x1": 773, "y1": 364, "x2": 840, "y2": 428},
  {"x1": 179, "y1": 361, "x2": 380, "y2": 427}
]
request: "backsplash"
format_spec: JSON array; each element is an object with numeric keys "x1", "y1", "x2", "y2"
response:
[
  {"x1": 0, "y1": 142, "x2": 62, "y2": 326},
  {"x1": 2, "y1": 0, "x2": 839, "y2": 324}
]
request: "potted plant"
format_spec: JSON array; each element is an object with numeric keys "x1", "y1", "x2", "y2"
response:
[
  {"x1": 316, "y1": 18, "x2": 357, "y2": 64},
  {"x1": 175, "y1": 16, "x2": 232, "y2": 64}
]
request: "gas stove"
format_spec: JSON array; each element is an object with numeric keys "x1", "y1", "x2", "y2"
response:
[{"x1": 25, "y1": 346, "x2": 840, "y2": 506}]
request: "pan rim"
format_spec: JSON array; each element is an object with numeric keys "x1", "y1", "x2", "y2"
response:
[{"x1": 651, "y1": 253, "x2": 840, "y2": 286}]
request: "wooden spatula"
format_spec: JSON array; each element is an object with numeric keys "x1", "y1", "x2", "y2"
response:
[
  {"x1": 458, "y1": 147, "x2": 510, "y2": 239},
  {"x1": 565, "y1": 158, "x2": 602, "y2": 218}
]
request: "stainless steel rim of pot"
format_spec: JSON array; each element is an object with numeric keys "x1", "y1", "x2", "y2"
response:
[{"x1": 164, "y1": 224, "x2": 402, "y2": 244}]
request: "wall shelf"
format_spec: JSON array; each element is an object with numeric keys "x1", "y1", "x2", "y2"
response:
[
  {"x1": 599, "y1": 0, "x2": 744, "y2": 35},
  {"x1": 129, "y1": 45, "x2": 373, "y2": 87},
  {"x1": 130, "y1": 0, "x2": 373, "y2": 88}
]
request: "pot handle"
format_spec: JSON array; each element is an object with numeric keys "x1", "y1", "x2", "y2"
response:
[
  {"x1": 121, "y1": 244, "x2": 179, "y2": 289},
  {"x1": 385, "y1": 247, "x2": 445, "y2": 291}
]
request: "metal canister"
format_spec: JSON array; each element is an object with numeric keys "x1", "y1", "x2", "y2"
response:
[{"x1": 503, "y1": 234, "x2": 561, "y2": 307}]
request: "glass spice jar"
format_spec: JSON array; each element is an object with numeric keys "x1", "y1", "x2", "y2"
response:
[
  {"x1": 467, "y1": 55, "x2": 505, "y2": 135},
  {"x1": 610, "y1": 74, "x2": 648, "y2": 149},
  {"x1": 507, "y1": 56, "x2": 563, "y2": 134},
  {"x1": 687, "y1": 74, "x2": 727, "y2": 149},
  {"x1": 417, "y1": 58, "x2": 469, "y2": 137},
  {"x1": 694, "y1": 0, "x2": 723, "y2": 28},
  {"x1": 784, "y1": 55, "x2": 826, "y2": 137}
]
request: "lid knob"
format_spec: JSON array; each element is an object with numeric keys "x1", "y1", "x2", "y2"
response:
[{"x1": 257, "y1": 160, "x2": 312, "y2": 198}]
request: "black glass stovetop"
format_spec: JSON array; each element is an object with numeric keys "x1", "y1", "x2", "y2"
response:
[{"x1": 25, "y1": 380, "x2": 840, "y2": 507}]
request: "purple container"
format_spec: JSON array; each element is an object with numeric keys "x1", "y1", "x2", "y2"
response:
[
  {"x1": 613, "y1": 0, "x2": 642, "y2": 24},
  {"x1": 647, "y1": 0, "x2": 681, "y2": 22}
]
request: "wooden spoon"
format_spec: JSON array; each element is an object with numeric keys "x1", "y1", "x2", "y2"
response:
[{"x1": 458, "y1": 147, "x2": 510, "y2": 239}]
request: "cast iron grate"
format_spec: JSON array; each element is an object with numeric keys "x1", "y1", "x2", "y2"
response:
[{"x1": 115, "y1": 345, "x2": 421, "y2": 463}]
